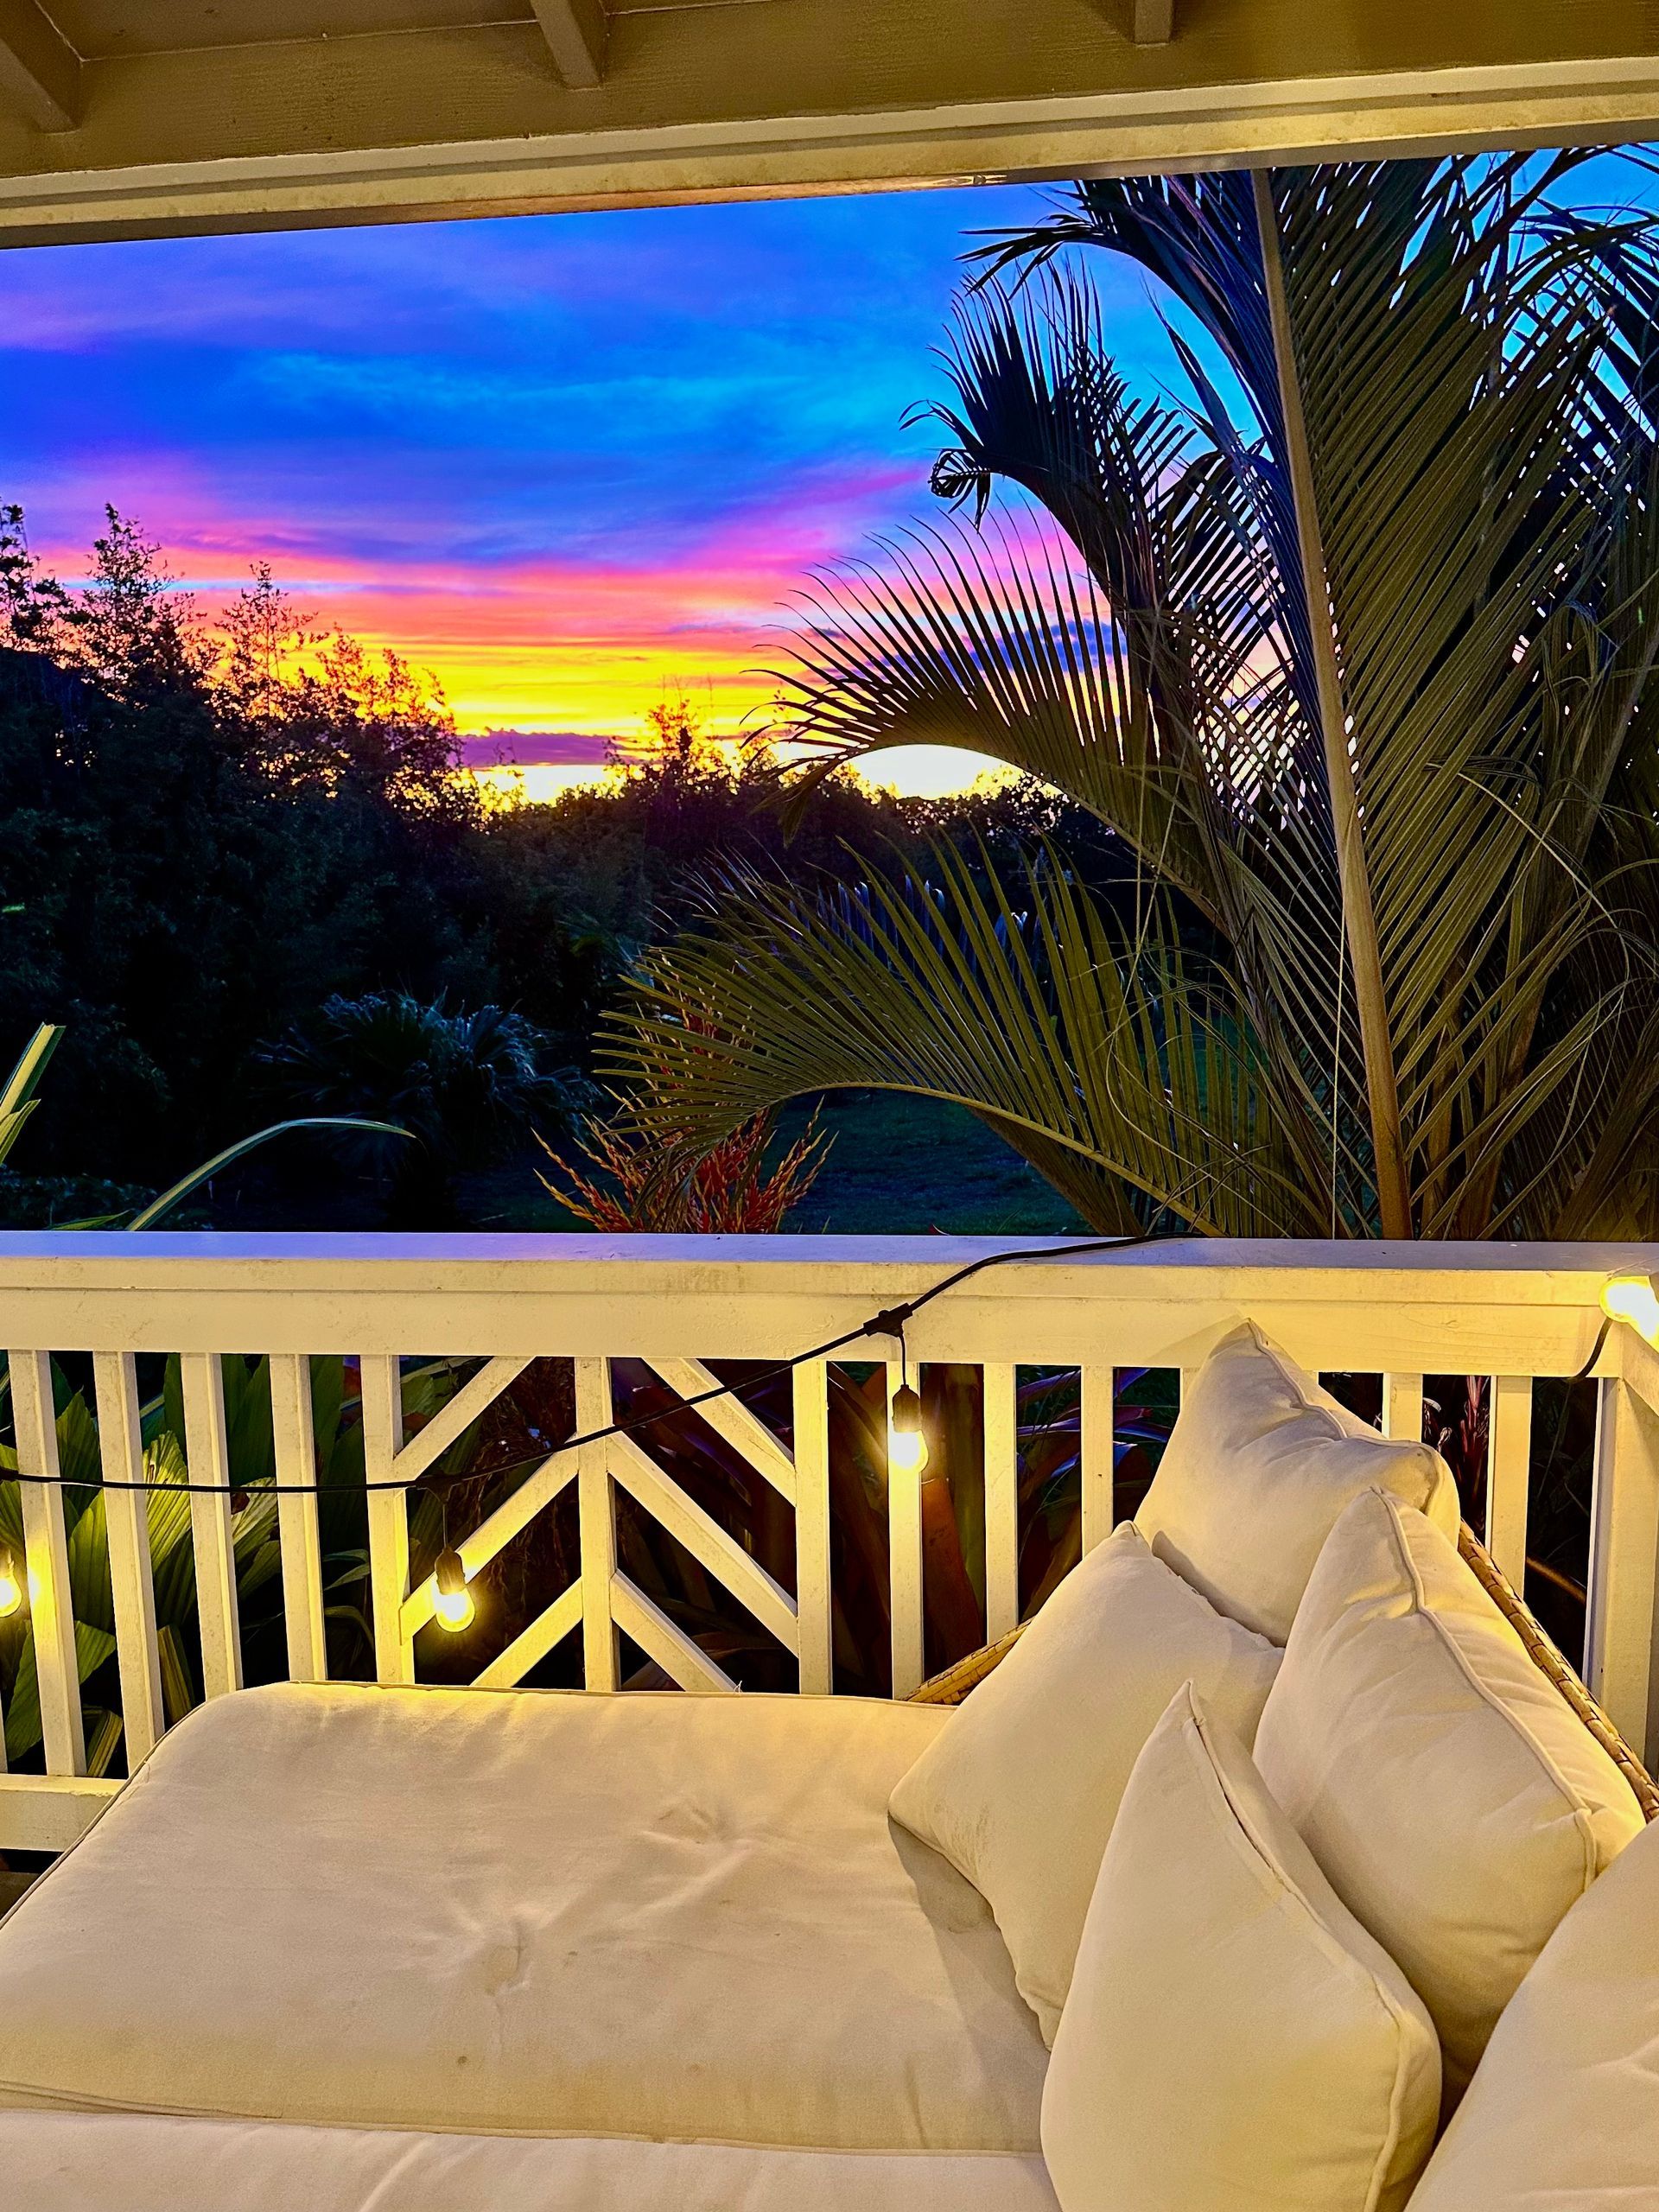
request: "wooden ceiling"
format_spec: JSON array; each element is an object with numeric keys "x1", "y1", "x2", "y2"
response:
[{"x1": 2, "y1": 0, "x2": 1658, "y2": 247}]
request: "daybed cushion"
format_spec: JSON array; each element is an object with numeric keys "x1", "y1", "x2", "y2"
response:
[
  {"x1": 1042, "y1": 1684, "x2": 1440, "y2": 2212},
  {"x1": 0, "y1": 1682, "x2": 1048, "y2": 2159},
  {"x1": 1135, "y1": 1320, "x2": 1459, "y2": 1643},
  {"x1": 889, "y1": 1521, "x2": 1281, "y2": 2043},
  {"x1": 1408, "y1": 1814, "x2": 1659, "y2": 2210},
  {"x1": 0, "y1": 2112, "x2": 1061, "y2": 2212},
  {"x1": 1254, "y1": 1487, "x2": 1646, "y2": 2104}
]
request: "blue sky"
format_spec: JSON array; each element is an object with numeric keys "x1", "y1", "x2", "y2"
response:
[{"x1": 0, "y1": 181, "x2": 1183, "y2": 764}]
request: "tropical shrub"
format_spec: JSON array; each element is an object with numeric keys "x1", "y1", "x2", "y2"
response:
[{"x1": 255, "y1": 992, "x2": 590, "y2": 1219}]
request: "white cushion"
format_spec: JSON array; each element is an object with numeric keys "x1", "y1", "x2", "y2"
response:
[
  {"x1": 1254, "y1": 1487, "x2": 1646, "y2": 2105},
  {"x1": 1042, "y1": 1684, "x2": 1440, "y2": 2212},
  {"x1": 888, "y1": 1521, "x2": 1281, "y2": 2044},
  {"x1": 0, "y1": 2112, "x2": 1064, "y2": 2212},
  {"x1": 1135, "y1": 1320, "x2": 1459, "y2": 1643},
  {"x1": 1408, "y1": 1815, "x2": 1659, "y2": 2210},
  {"x1": 0, "y1": 1683, "x2": 1046, "y2": 2153}
]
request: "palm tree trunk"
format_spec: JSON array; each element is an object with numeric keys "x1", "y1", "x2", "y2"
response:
[{"x1": 1252, "y1": 169, "x2": 1413, "y2": 1241}]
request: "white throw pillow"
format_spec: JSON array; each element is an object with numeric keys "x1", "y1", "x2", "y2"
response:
[
  {"x1": 888, "y1": 1522, "x2": 1281, "y2": 2044},
  {"x1": 1409, "y1": 1815, "x2": 1659, "y2": 2209},
  {"x1": 1135, "y1": 1320, "x2": 1459, "y2": 1643},
  {"x1": 1043, "y1": 1684, "x2": 1440, "y2": 2212},
  {"x1": 1254, "y1": 1486, "x2": 1645, "y2": 2106}
]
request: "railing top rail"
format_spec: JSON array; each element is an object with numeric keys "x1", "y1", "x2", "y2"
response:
[
  {"x1": 0, "y1": 1234, "x2": 1648, "y2": 1373},
  {"x1": 0, "y1": 1230, "x2": 1654, "y2": 1290}
]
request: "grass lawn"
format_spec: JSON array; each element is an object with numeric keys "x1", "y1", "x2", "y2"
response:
[{"x1": 461, "y1": 1090, "x2": 1090, "y2": 1236}]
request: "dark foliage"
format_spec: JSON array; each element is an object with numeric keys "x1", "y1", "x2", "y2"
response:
[{"x1": 0, "y1": 505, "x2": 1143, "y2": 1217}]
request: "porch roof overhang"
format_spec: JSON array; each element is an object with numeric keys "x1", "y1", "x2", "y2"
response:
[{"x1": 1, "y1": 0, "x2": 1657, "y2": 250}]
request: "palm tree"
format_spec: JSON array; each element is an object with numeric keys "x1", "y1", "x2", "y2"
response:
[{"x1": 602, "y1": 156, "x2": 1659, "y2": 1242}]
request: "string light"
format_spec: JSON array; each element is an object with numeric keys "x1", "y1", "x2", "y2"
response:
[
  {"x1": 432, "y1": 1545, "x2": 475, "y2": 1633},
  {"x1": 1602, "y1": 1275, "x2": 1659, "y2": 1347},
  {"x1": 889, "y1": 1382, "x2": 930, "y2": 1477},
  {"x1": 0, "y1": 1548, "x2": 21, "y2": 1619},
  {"x1": 1, "y1": 1231, "x2": 1179, "y2": 1507}
]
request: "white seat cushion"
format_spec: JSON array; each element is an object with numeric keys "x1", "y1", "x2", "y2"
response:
[
  {"x1": 1042, "y1": 1685, "x2": 1440, "y2": 2212},
  {"x1": 1135, "y1": 1321, "x2": 1459, "y2": 1643},
  {"x1": 1254, "y1": 1487, "x2": 1646, "y2": 2104},
  {"x1": 0, "y1": 2112, "x2": 1061, "y2": 2212},
  {"x1": 1408, "y1": 1814, "x2": 1659, "y2": 2210},
  {"x1": 0, "y1": 1683, "x2": 1046, "y2": 2154},
  {"x1": 889, "y1": 1522, "x2": 1281, "y2": 2044}
]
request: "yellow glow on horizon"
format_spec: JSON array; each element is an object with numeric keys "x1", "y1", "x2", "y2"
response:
[{"x1": 469, "y1": 743, "x2": 1015, "y2": 809}]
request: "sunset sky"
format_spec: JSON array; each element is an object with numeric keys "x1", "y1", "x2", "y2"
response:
[{"x1": 0, "y1": 181, "x2": 1182, "y2": 796}]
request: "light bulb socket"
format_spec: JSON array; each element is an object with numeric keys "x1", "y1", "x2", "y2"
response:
[
  {"x1": 891, "y1": 1382, "x2": 925, "y2": 1434},
  {"x1": 435, "y1": 1544, "x2": 468, "y2": 1599}
]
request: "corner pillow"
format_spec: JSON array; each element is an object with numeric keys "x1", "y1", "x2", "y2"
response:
[
  {"x1": 1254, "y1": 1486, "x2": 1645, "y2": 2107},
  {"x1": 888, "y1": 1522, "x2": 1280, "y2": 2044},
  {"x1": 1408, "y1": 1815, "x2": 1659, "y2": 2210},
  {"x1": 1043, "y1": 1684, "x2": 1440, "y2": 2212},
  {"x1": 1135, "y1": 1320, "x2": 1459, "y2": 1643}
]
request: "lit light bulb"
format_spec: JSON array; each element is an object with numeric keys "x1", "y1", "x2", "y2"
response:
[
  {"x1": 433, "y1": 1545, "x2": 475, "y2": 1633},
  {"x1": 1602, "y1": 1276, "x2": 1659, "y2": 1347},
  {"x1": 0, "y1": 1554, "x2": 21, "y2": 1620},
  {"x1": 889, "y1": 1383, "x2": 930, "y2": 1478}
]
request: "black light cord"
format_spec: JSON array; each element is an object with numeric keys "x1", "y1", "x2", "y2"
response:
[
  {"x1": 1572, "y1": 1314, "x2": 1613, "y2": 1384},
  {"x1": 3, "y1": 1229, "x2": 1187, "y2": 1500}
]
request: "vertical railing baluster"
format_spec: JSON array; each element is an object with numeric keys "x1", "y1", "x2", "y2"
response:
[
  {"x1": 360, "y1": 1354, "x2": 413, "y2": 1685},
  {"x1": 1588, "y1": 1376, "x2": 1659, "y2": 1764},
  {"x1": 1487, "y1": 1375, "x2": 1532, "y2": 1590},
  {"x1": 10, "y1": 1350, "x2": 86, "y2": 1776},
  {"x1": 270, "y1": 1354, "x2": 327, "y2": 1683},
  {"x1": 792, "y1": 1359, "x2": 833, "y2": 1694},
  {"x1": 181, "y1": 1353, "x2": 242, "y2": 1700},
  {"x1": 1382, "y1": 1372, "x2": 1425, "y2": 1443},
  {"x1": 92, "y1": 1351, "x2": 163, "y2": 1765},
  {"x1": 577, "y1": 1357, "x2": 618, "y2": 1692},
  {"x1": 1080, "y1": 1364, "x2": 1113, "y2": 1554},
  {"x1": 982, "y1": 1362, "x2": 1020, "y2": 1642},
  {"x1": 887, "y1": 1360, "x2": 925, "y2": 1699}
]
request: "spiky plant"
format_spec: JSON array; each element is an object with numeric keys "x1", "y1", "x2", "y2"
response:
[{"x1": 602, "y1": 158, "x2": 1659, "y2": 1241}]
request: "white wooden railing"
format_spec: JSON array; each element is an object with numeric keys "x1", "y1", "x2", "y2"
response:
[{"x1": 3, "y1": 1233, "x2": 1657, "y2": 1851}]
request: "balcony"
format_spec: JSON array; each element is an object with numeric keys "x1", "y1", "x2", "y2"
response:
[{"x1": 3, "y1": 1229, "x2": 1656, "y2": 1850}]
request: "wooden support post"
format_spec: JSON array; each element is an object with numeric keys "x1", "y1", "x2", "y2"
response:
[
  {"x1": 270, "y1": 1354, "x2": 327, "y2": 1684},
  {"x1": 1079, "y1": 1363, "x2": 1118, "y2": 1553},
  {"x1": 792, "y1": 1359, "x2": 833, "y2": 1694},
  {"x1": 887, "y1": 1361, "x2": 925, "y2": 1699},
  {"x1": 577, "y1": 1357, "x2": 618, "y2": 1692},
  {"x1": 92, "y1": 1351, "x2": 164, "y2": 1765},
  {"x1": 1589, "y1": 1377, "x2": 1659, "y2": 1767},
  {"x1": 360, "y1": 1354, "x2": 413, "y2": 1686},
  {"x1": 181, "y1": 1353, "x2": 242, "y2": 1700},
  {"x1": 1487, "y1": 1375, "x2": 1533, "y2": 1592},
  {"x1": 10, "y1": 1350, "x2": 85, "y2": 1775},
  {"x1": 982, "y1": 1362, "x2": 1020, "y2": 1640},
  {"x1": 1382, "y1": 1373, "x2": 1424, "y2": 1443}
]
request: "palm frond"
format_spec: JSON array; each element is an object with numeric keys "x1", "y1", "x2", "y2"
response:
[{"x1": 601, "y1": 843, "x2": 1326, "y2": 1239}]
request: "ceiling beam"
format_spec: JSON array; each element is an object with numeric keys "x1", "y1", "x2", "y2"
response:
[
  {"x1": 0, "y1": 0, "x2": 79, "y2": 132},
  {"x1": 1099, "y1": 0, "x2": 1174, "y2": 43},
  {"x1": 531, "y1": 0, "x2": 607, "y2": 89},
  {"x1": 5, "y1": 0, "x2": 1659, "y2": 249}
]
